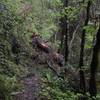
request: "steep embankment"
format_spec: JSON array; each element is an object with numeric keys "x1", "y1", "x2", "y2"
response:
[
  {"x1": 0, "y1": 31, "x2": 42, "y2": 100},
  {"x1": 0, "y1": 4, "x2": 78, "y2": 100}
]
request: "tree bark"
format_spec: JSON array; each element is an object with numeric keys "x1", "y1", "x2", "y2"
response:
[
  {"x1": 79, "y1": 0, "x2": 91, "y2": 94},
  {"x1": 89, "y1": 24, "x2": 100, "y2": 99},
  {"x1": 59, "y1": 17, "x2": 65, "y2": 54},
  {"x1": 63, "y1": 0, "x2": 69, "y2": 63},
  {"x1": 59, "y1": 0, "x2": 69, "y2": 62}
]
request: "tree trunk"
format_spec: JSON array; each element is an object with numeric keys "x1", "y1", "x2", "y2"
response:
[
  {"x1": 89, "y1": 24, "x2": 100, "y2": 99},
  {"x1": 59, "y1": 17, "x2": 65, "y2": 54},
  {"x1": 79, "y1": 0, "x2": 91, "y2": 94},
  {"x1": 63, "y1": 0, "x2": 69, "y2": 63},
  {"x1": 59, "y1": 0, "x2": 69, "y2": 63}
]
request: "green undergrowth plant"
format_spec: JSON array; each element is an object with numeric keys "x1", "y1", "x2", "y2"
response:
[
  {"x1": 0, "y1": 74, "x2": 20, "y2": 100},
  {"x1": 39, "y1": 69, "x2": 78, "y2": 100},
  {"x1": 39, "y1": 69, "x2": 100, "y2": 100}
]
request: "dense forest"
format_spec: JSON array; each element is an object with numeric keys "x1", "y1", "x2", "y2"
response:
[{"x1": 0, "y1": 0, "x2": 100, "y2": 100}]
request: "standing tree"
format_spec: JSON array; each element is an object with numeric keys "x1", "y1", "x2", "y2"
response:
[
  {"x1": 63, "y1": 0, "x2": 68, "y2": 62},
  {"x1": 58, "y1": 0, "x2": 69, "y2": 78},
  {"x1": 59, "y1": 0, "x2": 68, "y2": 63},
  {"x1": 79, "y1": 0, "x2": 91, "y2": 94},
  {"x1": 64, "y1": 0, "x2": 69, "y2": 63},
  {"x1": 89, "y1": 24, "x2": 100, "y2": 99}
]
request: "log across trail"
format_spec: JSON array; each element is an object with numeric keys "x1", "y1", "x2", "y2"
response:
[{"x1": 31, "y1": 32, "x2": 64, "y2": 67}]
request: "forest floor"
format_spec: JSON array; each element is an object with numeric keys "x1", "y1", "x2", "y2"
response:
[{"x1": 14, "y1": 74, "x2": 40, "y2": 100}]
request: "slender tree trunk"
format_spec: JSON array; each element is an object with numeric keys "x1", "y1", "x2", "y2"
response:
[
  {"x1": 89, "y1": 24, "x2": 100, "y2": 99},
  {"x1": 79, "y1": 0, "x2": 91, "y2": 94},
  {"x1": 59, "y1": 0, "x2": 69, "y2": 79},
  {"x1": 64, "y1": 0, "x2": 69, "y2": 63},
  {"x1": 59, "y1": 17, "x2": 65, "y2": 54},
  {"x1": 59, "y1": 0, "x2": 68, "y2": 62}
]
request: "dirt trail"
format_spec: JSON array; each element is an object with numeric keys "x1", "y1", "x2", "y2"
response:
[{"x1": 15, "y1": 75, "x2": 40, "y2": 100}]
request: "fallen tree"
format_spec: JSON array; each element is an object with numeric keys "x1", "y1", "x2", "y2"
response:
[{"x1": 31, "y1": 32, "x2": 64, "y2": 67}]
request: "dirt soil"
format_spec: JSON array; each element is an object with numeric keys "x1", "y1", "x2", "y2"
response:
[{"x1": 14, "y1": 75, "x2": 40, "y2": 100}]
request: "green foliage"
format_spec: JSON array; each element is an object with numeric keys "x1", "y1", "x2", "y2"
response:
[
  {"x1": 84, "y1": 23, "x2": 96, "y2": 34},
  {"x1": 49, "y1": 0, "x2": 63, "y2": 8},
  {"x1": 63, "y1": 6, "x2": 79, "y2": 21},
  {"x1": 0, "y1": 74, "x2": 19, "y2": 100},
  {"x1": 84, "y1": 23, "x2": 97, "y2": 49},
  {"x1": 0, "y1": 0, "x2": 100, "y2": 100},
  {"x1": 0, "y1": 3, "x2": 32, "y2": 100},
  {"x1": 1, "y1": 0, "x2": 22, "y2": 12},
  {"x1": 20, "y1": 0, "x2": 59, "y2": 39},
  {"x1": 39, "y1": 70, "x2": 78, "y2": 100},
  {"x1": 0, "y1": 0, "x2": 59, "y2": 41},
  {"x1": 96, "y1": 93, "x2": 100, "y2": 100},
  {"x1": 40, "y1": 69, "x2": 100, "y2": 100}
]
